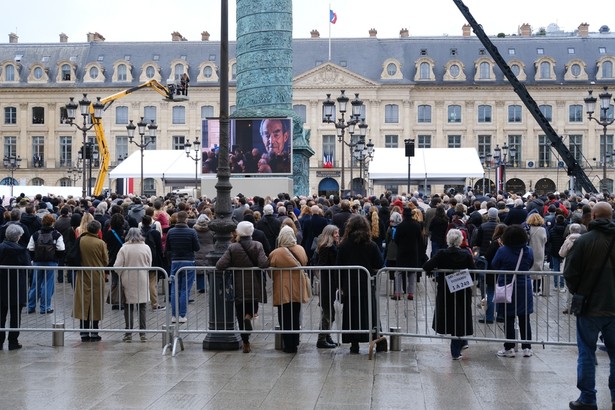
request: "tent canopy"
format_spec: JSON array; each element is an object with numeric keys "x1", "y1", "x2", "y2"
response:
[
  {"x1": 368, "y1": 148, "x2": 484, "y2": 185},
  {"x1": 110, "y1": 150, "x2": 200, "y2": 181}
]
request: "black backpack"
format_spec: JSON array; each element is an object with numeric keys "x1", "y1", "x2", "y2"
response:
[{"x1": 34, "y1": 230, "x2": 57, "y2": 262}]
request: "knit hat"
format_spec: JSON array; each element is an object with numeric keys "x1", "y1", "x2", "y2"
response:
[
  {"x1": 236, "y1": 221, "x2": 254, "y2": 237},
  {"x1": 196, "y1": 214, "x2": 210, "y2": 226},
  {"x1": 263, "y1": 204, "x2": 274, "y2": 215},
  {"x1": 390, "y1": 211, "x2": 402, "y2": 226},
  {"x1": 488, "y1": 207, "x2": 499, "y2": 220}
]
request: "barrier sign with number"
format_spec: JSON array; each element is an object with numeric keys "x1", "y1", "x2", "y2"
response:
[{"x1": 445, "y1": 269, "x2": 473, "y2": 293}]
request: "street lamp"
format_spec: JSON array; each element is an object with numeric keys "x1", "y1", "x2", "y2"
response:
[
  {"x1": 67, "y1": 162, "x2": 81, "y2": 187},
  {"x1": 3, "y1": 155, "x2": 21, "y2": 198},
  {"x1": 126, "y1": 117, "x2": 157, "y2": 196},
  {"x1": 585, "y1": 87, "x2": 615, "y2": 194},
  {"x1": 404, "y1": 139, "x2": 415, "y2": 195},
  {"x1": 322, "y1": 90, "x2": 367, "y2": 197},
  {"x1": 78, "y1": 143, "x2": 99, "y2": 196},
  {"x1": 184, "y1": 137, "x2": 202, "y2": 196},
  {"x1": 353, "y1": 138, "x2": 375, "y2": 197},
  {"x1": 65, "y1": 94, "x2": 104, "y2": 198}
]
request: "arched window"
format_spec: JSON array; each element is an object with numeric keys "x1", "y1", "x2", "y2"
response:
[
  {"x1": 603, "y1": 61, "x2": 613, "y2": 79},
  {"x1": 61, "y1": 64, "x2": 71, "y2": 81},
  {"x1": 386, "y1": 63, "x2": 397, "y2": 76},
  {"x1": 479, "y1": 62, "x2": 491, "y2": 79},
  {"x1": 117, "y1": 64, "x2": 127, "y2": 81},
  {"x1": 419, "y1": 62, "x2": 430, "y2": 80},
  {"x1": 33, "y1": 67, "x2": 44, "y2": 80},
  {"x1": 31, "y1": 177, "x2": 44, "y2": 186},
  {"x1": 5, "y1": 64, "x2": 15, "y2": 81},
  {"x1": 540, "y1": 61, "x2": 552, "y2": 79},
  {"x1": 175, "y1": 63, "x2": 184, "y2": 80},
  {"x1": 89, "y1": 66, "x2": 99, "y2": 79}
]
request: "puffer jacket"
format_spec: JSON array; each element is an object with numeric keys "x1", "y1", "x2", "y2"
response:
[{"x1": 564, "y1": 218, "x2": 615, "y2": 316}]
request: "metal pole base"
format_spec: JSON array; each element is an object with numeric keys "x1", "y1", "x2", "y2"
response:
[{"x1": 202, "y1": 333, "x2": 242, "y2": 351}]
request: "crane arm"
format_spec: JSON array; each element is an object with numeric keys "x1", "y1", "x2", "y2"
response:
[
  {"x1": 90, "y1": 79, "x2": 184, "y2": 196},
  {"x1": 452, "y1": 0, "x2": 597, "y2": 193}
]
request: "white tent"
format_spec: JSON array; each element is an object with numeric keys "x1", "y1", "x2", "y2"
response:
[
  {"x1": 368, "y1": 148, "x2": 484, "y2": 185},
  {"x1": 109, "y1": 150, "x2": 200, "y2": 182}
]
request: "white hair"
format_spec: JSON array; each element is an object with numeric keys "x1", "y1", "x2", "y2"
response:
[{"x1": 446, "y1": 229, "x2": 463, "y2": 247}]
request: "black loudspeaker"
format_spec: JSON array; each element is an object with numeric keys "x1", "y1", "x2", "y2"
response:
[{"x1": 405, "y1": 141, "x2": 415, "y2": 157}]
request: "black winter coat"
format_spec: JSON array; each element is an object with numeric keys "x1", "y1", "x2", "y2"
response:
[
  {"x1": 0, "y1": 240, "x2": 31, "y2": 307},
  {"x1": 423, "y1": 247, "x2": 475, "y2": 337},
  {"x1": 336, "y1": 239, "x2": 383, "y2": 343}
]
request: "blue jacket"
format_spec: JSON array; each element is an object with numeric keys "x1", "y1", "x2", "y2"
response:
[
  {"x1": 165, "y1": 223, "x2": 200, "y2": 261},
  {"x1": 492, "y1": 244, "x2": 534, "y2": 316}
]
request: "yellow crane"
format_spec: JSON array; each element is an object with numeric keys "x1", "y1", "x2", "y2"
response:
[{"x1": 88, "y1": 79, "x2": 188, "y2": 196}]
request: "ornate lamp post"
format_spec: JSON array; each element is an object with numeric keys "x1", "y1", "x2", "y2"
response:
[
  {"x1": 65, "y1": 94, "x2": 104, "y2": 198},
  {"x1": 353, "y1": 138, "x2": 375, "y2": 197},
  {"x1": 3, "y1": 155, "x2": 21, "y2": 198},
  {"x1": 322, "y1": 90, "x2": 367, "y2": 197},
  {"x1": 585, "y1": 87, "x2": 615, "y2": 194},
  {"x1": 126, "y1": 117, "x2": 157, "y2": 195},
  {"x1": 67, "y1": 162, "x2": 81, "y2": 187},
  {"x1": 184, "y1": 137, "x2": 201, "y2": 196},
  {"x1": 404, "y1": 138, "x2": 415, "y2": 195}
]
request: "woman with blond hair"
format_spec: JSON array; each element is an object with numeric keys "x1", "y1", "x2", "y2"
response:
[{"x1": 269, "y1": 226, "x2": 308, "y2": 353}]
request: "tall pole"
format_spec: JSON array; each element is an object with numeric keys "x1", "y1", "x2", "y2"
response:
[
  {"x1": 203, "y1": 0, "x2": 240, "y2": 351},
  {"x1": 585, "y1": 87, "x2": 615, "y2": 194},
  {"x1": 184, "y1": 138, "x2": 201, "y2": 196},
  {"x1": 127, "y1": 117, "x2": 157, "y2": 196}
]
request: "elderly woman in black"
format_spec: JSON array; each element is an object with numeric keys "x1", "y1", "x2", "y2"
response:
[
  {"x1": 0, "y1": 224, "x2": 31, "y2": 350},
  {"x1": 314, "y1": 224, "x2": 340, "y2": 349},
  {"x1": 423, "y1": 229, "x2": 476, "y2": 360}
]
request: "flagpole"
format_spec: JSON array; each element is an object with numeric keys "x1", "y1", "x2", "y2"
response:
[{"x1": 328, "y1": 2, "x2": 332, "y2": 61}]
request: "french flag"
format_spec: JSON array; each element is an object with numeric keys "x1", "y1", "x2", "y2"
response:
[
  {"x1": 329, "y1": 9, "x2": 337, "y2": 24},
  {"x1": 323, "y1": 154, "x2": 333, "y2": 168}
]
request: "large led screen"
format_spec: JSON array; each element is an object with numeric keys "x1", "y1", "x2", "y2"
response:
[{"x1": 201, "y1": 117, "x2": 292, "y2": 175}]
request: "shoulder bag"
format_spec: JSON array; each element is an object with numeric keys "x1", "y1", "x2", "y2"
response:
[{"x1": 493, "y1": 249, "x2": 523, "y2": 304}]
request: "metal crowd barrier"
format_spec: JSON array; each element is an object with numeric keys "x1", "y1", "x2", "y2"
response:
[
  {"x1": 169, "y1": 265, "x2": 375, "y2": 356},
  {"x1": 0, "y1": 264, "x2": 171, "y2": 354},
  {"x1": 376, "y1": 267, "x2": 577, "y2": 348},
  {"x1": 1, "y1": 262, "x2": 579, "y2": 357}
]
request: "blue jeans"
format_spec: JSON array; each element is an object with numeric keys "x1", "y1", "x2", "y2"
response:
[
  {"x1": 485, "y1": 284, "x2": 495, "y2": 321},
  {"x1": 575, "y1": 316, "x2": 615, "y2": 405},
  {"x1": 170, "y1": 261, "x2": 196, "y2": 318},
  {"x1": 551, "y1": 257, "x2": 564, "y2": 288},
  {"x1": 27, "y1": 262, "x2": 58, "y2": 312}
]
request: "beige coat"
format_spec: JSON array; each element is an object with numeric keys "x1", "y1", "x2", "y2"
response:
[
  {"x1": 268, "y1": 244, "x2": 308, "y2": 306},
  {"x1": 114, "y1": 242, "x2": 152, "y2": 304},
  {"x1": 73, "y1": 232, "x2": 109, "y2": 321}
]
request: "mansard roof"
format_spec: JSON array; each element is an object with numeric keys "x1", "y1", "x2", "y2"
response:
[{"x1": 0, "y1": 34, "x2": 612, "y2": 88}]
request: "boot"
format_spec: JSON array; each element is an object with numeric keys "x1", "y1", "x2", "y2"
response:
[{"x1": 242, "y1": 342, "x2": 251, "y2": 353}]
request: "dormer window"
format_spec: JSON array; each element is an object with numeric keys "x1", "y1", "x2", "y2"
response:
[
  {"x1": 61, "y1": 64, "x2": 71, "y2": 81},
  {"x1": 33, "y1": 67, "x2": 43, "y2": 80}
]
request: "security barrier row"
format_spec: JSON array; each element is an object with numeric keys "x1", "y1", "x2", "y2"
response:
[{"x1": 0, "y1": 263, "x2": 577, "y2": 357}]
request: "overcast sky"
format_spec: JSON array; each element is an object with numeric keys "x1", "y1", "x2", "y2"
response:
[{"x1": 2, "y1": 0, "x2": 614, "y2": 43}]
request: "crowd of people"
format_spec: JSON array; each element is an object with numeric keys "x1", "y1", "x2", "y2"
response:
[{"x1": 0, "y1": 188, "x2": 614, "y2": 407}]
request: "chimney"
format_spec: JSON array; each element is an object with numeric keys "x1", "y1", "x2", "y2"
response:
[
  {"x1": 171, "y1": 31, "x2": 187, "y2": 41},
  {"x1": 87, "y1": 32, "x2": 105, "y2": 42},
  {"x1": 578, "y1": 23, "x2": 589, "y2": 37},
  {"x1": 400, "y1": 28, "x2": 409, "y2": 38},
  {"x1": 8, "y1": 33, "x2": 18, "y2": 44},
  {"x1": 310, "y1": 29, "x2": 320, "y2": 38},
  {"x1": 201, "y1": 31, "x2": 210, "y2": 41},
  {"x1": 59, "y1": 33, "x2": 68, "y2": 43},
  {"x1": 369, "y1": 28, "x2": 377, "y2": 38},
  {"x1": 518, "y1": 23, "x2": 532, "y2": 37},
  {"x1": 462, "y1": 24, "x2": 471, "y2": 37}
]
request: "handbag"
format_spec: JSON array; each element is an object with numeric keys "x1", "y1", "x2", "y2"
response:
[
  {"x1": 493, "y1": 249, "x2": 523, "y2": 304},
  {"x1": 283, "y1": 247, "x2": 312, "y2": 303},
  {"x1": 570, "y1": 235, "x2": 615, "y2": 316}
]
